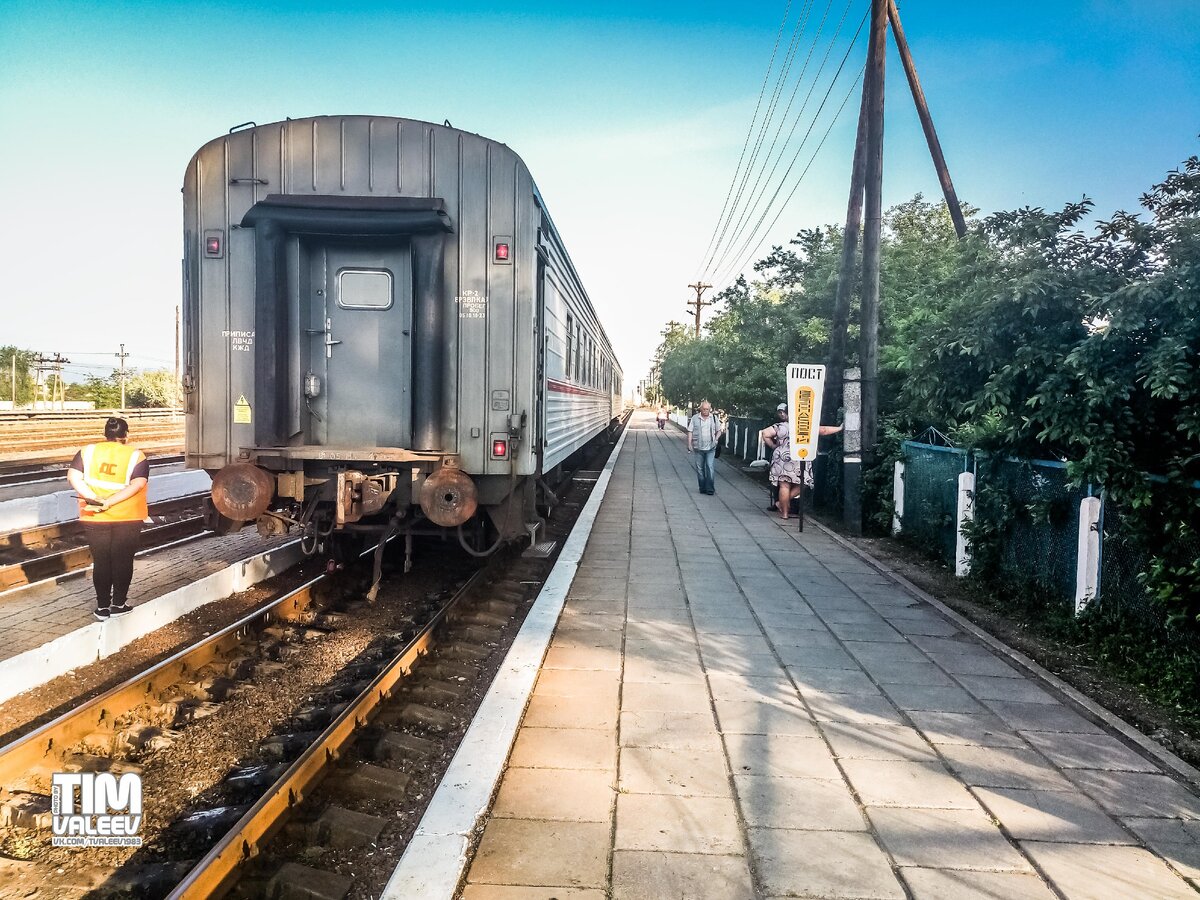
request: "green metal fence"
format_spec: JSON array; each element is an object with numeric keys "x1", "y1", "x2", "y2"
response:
[
  {"x1": 901, "y1": 440, "x2": 1199, "y2": 644},
  {"x1": 983, "y1": 456, "x2": 1092, "y2": 609},
  {"x1": 899, "y1": 441, "x2": 970, "y2": 569}
]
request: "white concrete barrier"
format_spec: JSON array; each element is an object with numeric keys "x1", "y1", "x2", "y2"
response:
[
  {"x1": 955, "y1": 471, "x2": 975, "y2": 577},
  {"x1": 0, "y1": 470, "x2": 212, "y2": 534},
  {"x1": 1074, "y1": 496, "x2": 1102, "y2": 616},
  {"x1": 892, "y1": 460, "x2": 905, "y2": 535},
  {"x1": 0, "y1": 539, "x2": 302, "y2": 704}
]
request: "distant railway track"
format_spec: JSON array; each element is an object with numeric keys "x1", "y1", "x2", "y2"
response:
[
  {"x1": 0, "y1": 409, "x2": 184, "y2": 461},
  {"x1": 0, "y1": 493, "x2": 208, "y2": 591},
  {"x1": 0, "y1": 454, "x2": 187, "y2": 490}
]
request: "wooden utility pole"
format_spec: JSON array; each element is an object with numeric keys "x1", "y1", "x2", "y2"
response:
[
  {"x1": 825, "y1": 86, "x2": 871, "y2": 424},
  {"x1": 859, "y1": 0, "x2": 887, "y2": 466},
  {"x1": 51, "y1": 352, "x2": 69, "y2": 410},
  {"x1": 686, "y1": 282, "x2": 714, "y2": 338},
  {"x1": 888, "y1": 0, "x2": 967, "y2": 238}
]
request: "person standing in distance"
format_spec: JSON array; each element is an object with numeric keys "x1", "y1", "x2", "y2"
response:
[
  {"x1": 761, "y1": 403, "x2": 843, "y2": 519},
  {"x1": 67, "y1": 417, "x2": 149, "y2": 620},
  {"x1": 686, "y1": 400, "x2": 725, "y2": 495}
]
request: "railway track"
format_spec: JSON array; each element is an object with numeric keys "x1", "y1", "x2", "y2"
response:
[
  {"x1": 0, "y1": 494, "x2": 209, "y2": 592},
  {"x1": 0, "y1": 538, "x2": 529, "y2": 899}
]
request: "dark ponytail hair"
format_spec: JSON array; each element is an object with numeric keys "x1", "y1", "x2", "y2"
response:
[{"x1": 104, "y1": 417, "x2": 129, "y2": 441}]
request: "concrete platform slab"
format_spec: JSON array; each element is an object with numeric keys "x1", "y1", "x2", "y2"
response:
[
  {"x1": 869, "y1": 806, "x2": 1033, "y2": 871},
  {"x1": 898, "y1": 868, "x2": 1056, "y2": 899},
  {"x1": 748, "y1": 828, "x2": 905, "y2": 899},
  {"x1": 508, "y1": 727, "x2": 617, "y2": 772},
  {"x1": 974, "y1": 786, "x2": 1132, "y2": 844},
  {"x1": 611, "y1": 850, "x2": 753, "y2": 900},
  {"x1": 615, "y1": 792, "x2": 742, "y2": 853},
  {"x1": 1019, "y1": 841, "x2": 1197, "y2": 899},
  {"x1": 491, "y1": 768, "x2": 613, "y2": 823}
]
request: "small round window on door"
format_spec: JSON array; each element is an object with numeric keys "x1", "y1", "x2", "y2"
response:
[{"x1": 337, "y1": 268, "x2": 393, "y2": 310}]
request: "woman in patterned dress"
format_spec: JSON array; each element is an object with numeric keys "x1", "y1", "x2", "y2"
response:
[{"x1": 761, "y1": 403, "x2": 842, "y2": 519}]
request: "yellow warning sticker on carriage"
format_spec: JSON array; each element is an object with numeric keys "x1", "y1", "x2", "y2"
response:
[
  {"x1": 233, "y1": 394, "x2": 252, "y2": 424},
  {"x1": 786, "y1": 364, "x2": 825, "y2": 463}
]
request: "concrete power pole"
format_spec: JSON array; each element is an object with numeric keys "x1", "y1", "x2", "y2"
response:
[
  {"x1": 115, "y1": 343, "x2": 130, "y2": 410},
  {"x1": 175, "y1": 305, "x2": 182, "y2": 412},
  {"x1": 51, "y1": 352, "x2": 70, "y2": 410},
  {"x1": 685, "y1": 282, "x2": 714, "y2": 338}
]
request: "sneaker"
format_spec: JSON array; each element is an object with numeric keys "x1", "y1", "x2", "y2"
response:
[
  {"x1": 109, "y1": 604, "x2": 132, "y2": 617},
  {"x1": 94, "y1": 607, "x2": 111, "y2": 621}
]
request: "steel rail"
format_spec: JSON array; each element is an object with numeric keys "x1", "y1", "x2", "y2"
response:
[
  {"x1": 168, "y1": 568, "x2": 486, "y2": 899},
  {"x1": 0, "y1": 568, "x2": 321, "y2": 792},
  {"x1": 0, "y1": 514, "x2": 208, "y2": 592}
]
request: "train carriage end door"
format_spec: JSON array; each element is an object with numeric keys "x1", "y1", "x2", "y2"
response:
[{"x1": 306, "y1": 241, "x2": 413, "y2": 448}]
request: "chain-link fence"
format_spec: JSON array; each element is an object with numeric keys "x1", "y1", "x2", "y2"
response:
[
  {"x1": 899, "y1": 442, "x2": 970, "y2": 568},
  {"x1": 901, "y1": 440, "x2": 1200, "y2": 645},
  {"x1": 980, "y1": 456, "x2": 1091, "y2": 610}
]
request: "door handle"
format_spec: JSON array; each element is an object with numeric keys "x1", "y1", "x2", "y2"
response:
[{"x1": 324, "y1": 317, "x2": 342, "y2": 357}]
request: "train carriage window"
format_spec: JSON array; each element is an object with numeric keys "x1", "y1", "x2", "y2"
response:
[
  {"x1": 566, "y1": 315, "x2": 575, "y2": 379},
  {"x1": 336, "y1": 268, "x2": 393, "y2": 310}
]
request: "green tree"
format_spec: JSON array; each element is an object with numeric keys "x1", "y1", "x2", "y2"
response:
[
  {"x1": 0, "y1": 346, "x2": 37, "y2": 406},
  {"x1": 126, "y1": 368, "x2": 181, "y2": 408}
]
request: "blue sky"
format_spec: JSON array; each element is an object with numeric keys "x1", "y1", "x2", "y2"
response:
[{"x1": 1, "y1": 0, "x2": 1197, "y2": 386}]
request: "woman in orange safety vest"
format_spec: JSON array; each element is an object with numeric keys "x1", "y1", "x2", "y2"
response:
[{"x1": 66, "y1": 417, "x2": 150, "y2": 620}]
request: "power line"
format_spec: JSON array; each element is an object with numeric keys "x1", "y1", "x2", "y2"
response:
[
  {"x1": 710, "y1": 16, "x2": 868, "y2": 286},
  {"x1": 708, "y1": 0, "x2": 856, "y2": 277},
  {"x1": 694, "y1": 0, "x2": 796, "y2": 277},
  {"x1": 701, "y1": 0, "x2": 818, "y2": 276},
  {"x1": 711, "y1": 0, "x2": 842, "y2": 270},
  {"x1": 713, "y1": 59, "x2": 867, "y2": 287}
]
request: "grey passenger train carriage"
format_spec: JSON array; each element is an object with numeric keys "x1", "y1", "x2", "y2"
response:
[{"x1": 182, "y1": 116, "x2": 622, "y2": 560}]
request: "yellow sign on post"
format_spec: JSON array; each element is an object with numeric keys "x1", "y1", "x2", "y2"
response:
[{"x1": 786, "y1": 364, "x2": 825, "y2": 462}]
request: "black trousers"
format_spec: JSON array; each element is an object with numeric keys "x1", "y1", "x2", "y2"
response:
[{"x1": 83, "y1": 521, "x2": 143, "y2": 608}]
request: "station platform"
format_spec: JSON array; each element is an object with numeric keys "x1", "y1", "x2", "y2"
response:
[{"x1": 456, "y1": 412, "x2": 1200, "y2": 899}]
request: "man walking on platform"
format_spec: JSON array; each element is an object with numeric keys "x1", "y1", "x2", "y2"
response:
[
  {"x1": 67, "y1": 417, "x2": 150, "y2": 620},
  {"x1": 686, "y1": 401, "x2": 725, "y2": 495}
]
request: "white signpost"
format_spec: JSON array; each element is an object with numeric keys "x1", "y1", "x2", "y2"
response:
[{"x1": 786, "y1": 363, "x2": 826, "y2": 463}]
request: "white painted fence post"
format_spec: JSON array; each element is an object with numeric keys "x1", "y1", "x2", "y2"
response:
[
  {"x1": 1074, "y1": 496, "x2": 1102, "y2": 616},
  {"x1": 892, "y1": 460, "x2": 905, "y2": 535},
  {"x1": 955, "y1": 471, "x2": 975, "y2": 577}
]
